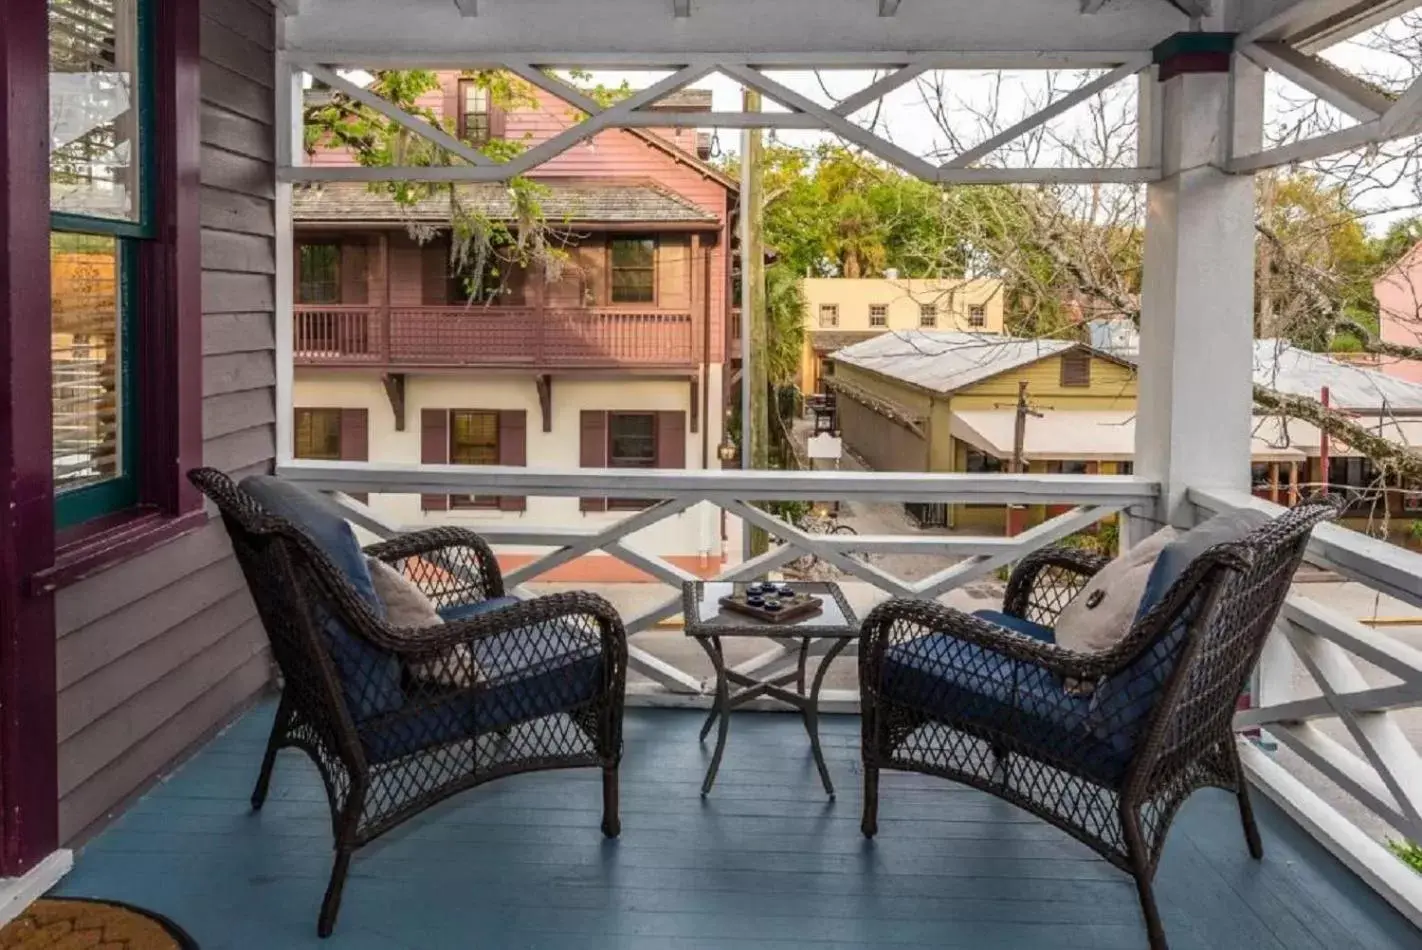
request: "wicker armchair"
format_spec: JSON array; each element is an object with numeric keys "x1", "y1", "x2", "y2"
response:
[
  {"x1": 859, "y1": 500, "x2": 1339, "y2": 950},
  {"x1": 189, "y1": 468, "x2": 627, "y2": 937}
]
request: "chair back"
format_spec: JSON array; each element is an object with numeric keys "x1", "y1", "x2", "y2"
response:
[
  {"x1": 188, "y1": 467, "x2": 393, "y2": 768},
  {"x1": 1125, "y1": 499, "x2": 1339, "y2": 796}
]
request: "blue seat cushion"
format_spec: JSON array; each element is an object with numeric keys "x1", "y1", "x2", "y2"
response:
[
  {"x1": 240, "y1": 475, "x2": 403, "y2": 720},
  {"x1": 971, "y1": 609, "x2": 1055, "y2": 644},
  {"x1": 438, "y1": 596, "x2": 522, "y2": 623},
  {"x1": 880, "y1": 633, "x2": 1133, "y2": 784},
  {"x1": 360, "y1": 616, "x2": 604, "y2": 763}
]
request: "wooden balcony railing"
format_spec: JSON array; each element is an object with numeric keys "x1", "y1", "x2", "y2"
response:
[{"x1": 294, "y1": 305, "x2": 699, "y2": 369}]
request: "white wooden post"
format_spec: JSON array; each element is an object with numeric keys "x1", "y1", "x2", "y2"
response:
[
  {"x1": 1136, "y1": 38, "x2": 1263, "y2": 527},
  {"x1": 274, "y1": 43, "x2": 301, "y2": 465}
]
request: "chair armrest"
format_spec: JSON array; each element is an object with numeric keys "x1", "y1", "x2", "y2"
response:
[
  {"x1": 1001, "y1": 546, "x2": 1111, "y2": 627},
  {"x1": 364, "y1": 527, "x2": 505, "y2": 606},
  {"x1": 859, "y1": 598, "x2": 1124, "y2": 685}
]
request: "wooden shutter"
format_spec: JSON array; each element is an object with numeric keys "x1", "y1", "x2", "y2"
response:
[
  {"x1": 656, "y1": 411, "x2": 686, "y2": 469},
  {"x1": 339, "y1": 409, "x2": 369, "y2": 503},
  {"x1": 421, "y1": 408, "x2": 449, "y2": 511},
  {"x1": 579, "y1": 410, "x2": 607, "y2": 512},
  {"x1": 1060, "y1": 349, "x2": 1091, "y2": 387},
  {"x1": 576, "y1": 241, "x2": 606, "y2": 307},
  {"x1": 488, "y1": 103, "x2": 507, "y2": 140},
  {"x1": 421, "y1": 239, "x2": 449, "y2": 305},
  {"x1": 498, "y1": 410, "x2": 527, "y2": 511}
]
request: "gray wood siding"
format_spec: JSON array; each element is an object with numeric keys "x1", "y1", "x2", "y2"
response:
[{"x1": 54, "y1": 0, "x2": 278, "y2": 844}]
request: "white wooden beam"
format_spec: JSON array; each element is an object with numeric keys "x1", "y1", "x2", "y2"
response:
[
  {"x1": 1239, "y1": 41, "x2": 1390, "y2": 123},
  {"x1": 303, "y1": 62, "x2": 493, "y2": 166},
  {"x1": 283, "y1": 50, "x2": 1139, "y2": 71},
  {"x1": 453, "y1": 0, "x2": 477, "y2": 15},
  {"x1": 943, "y1": 55, "x2": 1149, "y2": 168},
  {"x1": 879, "y1": 0, "x2": 902, "y2": 15},
  {"x1": 1382, "y1": 71, "x2": 1422, "y2": 135},
  {"x1": 1226, "y1": 119, "x2": 1380, "y2": 173}
]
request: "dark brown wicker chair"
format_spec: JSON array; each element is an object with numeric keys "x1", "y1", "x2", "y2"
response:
[
  {"x1": 189, "y1": 468, "x2": 628, "y2": 937},
  {"x1": 859, "y1": 500, "x2": 1339, "y2": 950}
]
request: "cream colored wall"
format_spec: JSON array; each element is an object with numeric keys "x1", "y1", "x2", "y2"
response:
[
  {"x1": 802, "y1": 277, "x2": 1006, "y2": 334},
  {"x1": 294, "y1": 368, "x2": 725, "y2": 559}
]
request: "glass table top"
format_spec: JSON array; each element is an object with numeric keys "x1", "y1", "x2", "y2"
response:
[{"x1": 685, "y1": 581, "x2": 858, "y2": 636}]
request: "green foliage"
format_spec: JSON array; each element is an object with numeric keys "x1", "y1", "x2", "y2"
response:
[
  {"x1": 1389, "y1": 839, "x2": 1422, "y2": 875},
  {"x1": 1408, "y1": 520, "x2": 1422, "y2": 541},
  {"x1": 764, "y1": 265, "x2": 806, "y2": 388}
]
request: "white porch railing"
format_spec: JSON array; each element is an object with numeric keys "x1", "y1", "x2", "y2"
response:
[
  {"x1": 278, "y1": 460, "x2": 1155, "y2": 705},
  {"x1": 1192, "y1": 487, "x2": 1422, "y2": 929}
]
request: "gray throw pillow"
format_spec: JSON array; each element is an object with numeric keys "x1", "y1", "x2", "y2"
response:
[
  {"x1": 1134, "y1": 508, "x2": 1271, "y2": 622},
  {"x1": 1055, "y1": 528, "x2": 1179, "y2": 663},
  {"x1": 366, "y1": 557, "x2": 483, "y2": 688}
]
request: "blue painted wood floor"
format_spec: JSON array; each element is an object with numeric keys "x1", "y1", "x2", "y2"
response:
[{"x1": 56, "y1": 700, "x2": 1422, "y2": 950}]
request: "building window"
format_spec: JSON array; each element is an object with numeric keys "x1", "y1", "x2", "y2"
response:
[
  {"x1": 818, "y1": 304, "x2": 839, "y2": 328},
  {"x1": 1060, "y1": 349, "x2": 1091, "y2": 387},
  {"x1": 919, "y1": 304, "x2": 937, "y2": 328},
  {"x1": 449, "y1": 410, "x2": 501, "y2": 509},
  {"x1": 1046, "y1": 460, "x2": 1089, "y2": 475},
  {"x1": 48, "y1": 0, "x2": 150, "y2": 528},
  {"x1": 608, "y1": 412, "x2": 656, "y2": 510},
  {"x1": 1118, "y1": 461, "x2": 1134, "y2": 475},
  {"x1": 298, "y1": 243, "x2": 341, "y2": 304},
  {"x1": 610, "y1": 237, "x2": 656, "y2": 304},
  {"x1": 968, "y1": 305, "x2": 987, "y2": 328},
  {"x1": 869, "y1": 304, "x2": 888, "y2": 328},
  {"x1": 964, "y1": 449, "x2": 1003, "y2": 474},
  {"x1": 294, "y1": 408, "x2": 343, "y2": 460},
  {"x1": 457, "y1": 79, "x2": 491, "y2": 144}
]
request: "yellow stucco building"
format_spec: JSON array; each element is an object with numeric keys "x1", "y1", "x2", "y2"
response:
[{"x1": 798, "y1": 276, "x2": 1005, "y2": 394}]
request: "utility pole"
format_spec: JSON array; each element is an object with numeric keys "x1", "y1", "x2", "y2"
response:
[
  {"x1": 741, "y1": 88, "x2": 770, "y2": 557},
  {"x1": 997, "y1": 381, "x2": 1046, "y2": 535}
]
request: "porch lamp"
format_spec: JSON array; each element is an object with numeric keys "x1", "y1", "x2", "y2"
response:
[{"x1": 717, "y1": 435, "x2": 738, "y2": 463}]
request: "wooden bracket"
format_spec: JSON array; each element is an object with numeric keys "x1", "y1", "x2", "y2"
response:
[
  {"x1": 536, "y1": 374, "x2": 553, "y2": 433},
  {"x1": 381, "y1": 373, "x2": 407, "y2": 431},
  {"x1": 690, "y1": 378, "x2": 700, "y2": 434}
]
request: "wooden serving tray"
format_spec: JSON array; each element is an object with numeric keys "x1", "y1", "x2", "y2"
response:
[{"x1": 718, "y1": 592, "x2": 824, "y2": 625}]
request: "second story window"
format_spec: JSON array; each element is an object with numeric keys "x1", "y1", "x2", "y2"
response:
[
  {"x1": 968, "y1": 305, "x2": 987, "y2": 328},
  {"x1": 818, "y1": 304, "x2": 839, "y2": 328},
  {"x1": 919, "y1": 303, "x2": 937, "y2": 328},
  {"x1": 458, "y1": 79, "x2": 492, "y2": 144},
  {"x1": 869, "y1": 304, "x2": 888, "y2": 328},
  {"x1": 298, "y1": 243, "x2": 341, "y2": 304},
  {"x1": 610, "y1": 237, "x2": 656, "y2": 304}
]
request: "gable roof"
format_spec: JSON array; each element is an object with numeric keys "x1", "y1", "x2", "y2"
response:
[
  {"x1": 292, "y1": 180, "x2": 719, "y2": 226},
  {"x1": 828, "y1": 331, "x2": 1111, "y2": 394}
]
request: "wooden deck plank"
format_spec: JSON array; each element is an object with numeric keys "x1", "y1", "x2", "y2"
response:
[{"x1": 56, "y1": 704, "x2": 1422, "y2": 950}]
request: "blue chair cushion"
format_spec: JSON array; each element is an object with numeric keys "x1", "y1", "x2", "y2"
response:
[
  {"x1": 359, "y1": 616, "x2": 604, "y2": 764},
  {"x1": 971, "y1": 609, "x2": 1055, "y2": 644},
  {"x1": 1136, "y1": 509, "x2": 1269, "y2": 621},
  {"x1": 438, "y1": 596, "x2": 522, "y2": 623},
  {"x1": 880, "y1": 632, "x2": 1134, "y2": 784},
  {"x1": 240, "y1": 475, "x2": 403, "y2": 720}
]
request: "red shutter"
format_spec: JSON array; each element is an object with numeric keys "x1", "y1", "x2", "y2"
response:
[
  {"x1": 339, "y1": 409, "x2": 369, "y2": 504},
  {"x1": 421, "y1": 409, "x2": 449, "y2": 511},
  {"x1": 656, "y1": 411, "x2": 686, "y2": 469},
  {"x1": 498, "y1": 410, "x2": 527, "y2": 511},
  {"x1": 580, "y1": 410, "x2": 607, "y2": 512},
  {"x1": 488, "y1": 103, "x2": 507, "y2": 140}
]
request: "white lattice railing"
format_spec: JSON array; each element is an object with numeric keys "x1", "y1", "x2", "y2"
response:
[
  {"x1": 1192, "y1": 488, "x2": 1422, "y2": 928},
  {"x1": 278, "y1": 460, "x2": 1156, "y2": 704}
]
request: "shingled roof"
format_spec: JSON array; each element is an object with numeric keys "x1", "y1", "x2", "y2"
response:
[{"x1": 292, "y1": 181, "x2": 719, "y2": 225}]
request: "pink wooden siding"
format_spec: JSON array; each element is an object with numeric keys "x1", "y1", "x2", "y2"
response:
[
  {"x1": 1374, "y1": 246, "x2": 1422, "y2": 384},
  {"x1": 305, "y1": 72, "x2": 731, "y2": 362}
]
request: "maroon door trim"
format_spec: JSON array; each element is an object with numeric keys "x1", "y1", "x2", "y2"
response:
[{"x1": 0, "y1": 0, "x2": 59, "y2": 875}]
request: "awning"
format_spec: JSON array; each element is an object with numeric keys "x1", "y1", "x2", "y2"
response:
[
  {"x1": 950, "y1": 410, "x2": 1309, "y2": 463},
  {"x1": 1250, "y1": 416, "x2": 1422, "y2": 459}
]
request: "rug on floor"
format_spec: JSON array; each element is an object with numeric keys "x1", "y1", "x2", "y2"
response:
[{"x1": 1, "y1": 898, "x2": 197, "y2": 950}]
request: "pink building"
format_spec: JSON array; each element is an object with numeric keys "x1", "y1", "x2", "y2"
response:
[{"x1": 1373, "y1": 240, "x2": 1422, "y2": 383}]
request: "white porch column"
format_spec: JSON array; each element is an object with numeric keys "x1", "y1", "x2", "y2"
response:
[{"x1": 1137, "y1": 38, "x2": 1263, "y2": 526}]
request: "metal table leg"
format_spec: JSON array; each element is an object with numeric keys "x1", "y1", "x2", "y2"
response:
[
  {"x1": 695, "y1": 635, "x2": 730, "y2": 795},
  {"x1": 806, "y1": 638, "x2": 851, "y2": 797}
]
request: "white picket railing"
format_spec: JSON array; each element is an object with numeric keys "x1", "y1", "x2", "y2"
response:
[
  {"x1": 278, "y1": 460, "x2": 1156, "y2": 704},
  {"x1": 1191, "y1": 487, "x2": 1422, "y2": 928}
]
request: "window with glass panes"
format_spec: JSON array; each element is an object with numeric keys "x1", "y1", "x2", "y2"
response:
[
  {"x1": 608, "y1": 413, "x2": 656, "y2": 510},
  {"x1": 48, "y1": 0, "x2": 150, "y2": 528},
  {"x1": 610, "y1": 238, "x2": 655, "y2": 304},
  {"x1": 449, "y1": 410, "x2": 501, "y2": 509},
  {"x1": 818, "y1": 304, "x2": 839, "y2": 327},
  {"x1": 968, "y1": 305, "x2": 986, "y2": 327},
  {"x1": 919, "y1": 303, "x2": 937, "y2": 328},
  {"x1": 869, "y1": 304, "x2": 888, "y2": 327},
  {"x1": 297, "y1": 243, "x2": 341, "y2": 303},
  {"x1": 458, "y1": 79, "x2": 491, "y2": 144},
  {"x1": 294, "y1": 409, "x2": 343, "y2": 460}
]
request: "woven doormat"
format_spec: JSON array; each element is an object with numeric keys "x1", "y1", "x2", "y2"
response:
[{"x1": 1, "y1": 898, "x2": 197, "y2": 950}]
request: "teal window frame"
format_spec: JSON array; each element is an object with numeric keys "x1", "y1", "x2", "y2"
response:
[{"x1": 49, "y1": 0, "x2": 155, "y2": 530}]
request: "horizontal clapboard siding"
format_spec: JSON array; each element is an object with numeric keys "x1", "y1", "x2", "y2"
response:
[{"x1": 55, "y1": 0, "x2": 277, "y2": 845}]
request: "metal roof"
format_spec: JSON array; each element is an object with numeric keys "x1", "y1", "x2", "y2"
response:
[
  {"x1": 291, "y1": 181, "x2": 718, "y2": 225},
  {"x1": 829, "y1": 331, "x2": 1085, "y2": 394},
  {"x1": 1251, "y1": 339, "x2": 1422, "y2": 413}
]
